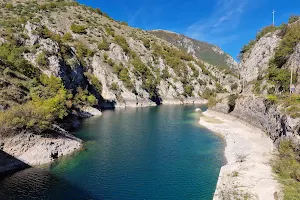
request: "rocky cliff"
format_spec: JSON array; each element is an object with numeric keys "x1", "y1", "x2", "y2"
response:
[
  {"x1": 213, "y1": 18, "x2": 300, "y2": 148},
  {"x1": 213, "y1": 95, "x2": 300, "y2": 146},
  {"x1": 0, "y1": 0, "x2": 238, "y2": 110}
]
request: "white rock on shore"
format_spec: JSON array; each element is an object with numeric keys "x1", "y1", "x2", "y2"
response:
[
  {"x1": 199, "y1": 110, "x2": 282, "y2": 200},
  {"x1": 0, "y1": 130, "x2": 83, "y2": 169}
]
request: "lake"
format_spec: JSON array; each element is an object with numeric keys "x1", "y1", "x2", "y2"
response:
[{"x1": 0, "y1": 105, "x2": 225, "y2": 200}]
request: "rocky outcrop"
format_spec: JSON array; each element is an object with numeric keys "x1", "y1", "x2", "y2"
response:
[
  {"x1": 240, "y1": 31, "x2": 281, "y2": 83},
  {"x1": 0, "y1": 129, "x2": 82, "y2": 167},
  {"x1": 76, "y1": 106, "x2": 103, "y2": 118},
  {"x1": 212, "y1": 95, "x2": 300, "y2": 147}
]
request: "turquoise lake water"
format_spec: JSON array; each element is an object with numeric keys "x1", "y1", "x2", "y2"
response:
[{"x1": 0, "y1": 105, "x2": 225, "y2": 200}]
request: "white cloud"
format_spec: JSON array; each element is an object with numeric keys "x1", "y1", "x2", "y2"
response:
[{"x1": 185, "y1": 0, "x2": 248, "y2": 45}]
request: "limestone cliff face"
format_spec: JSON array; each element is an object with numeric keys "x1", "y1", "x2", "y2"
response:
[
  {"x1": 240, "y1": 31, "x2": 281, "y2": 83},
  {"x1": 212, "y1": 95, "x2": 300, "y2": 148},
  {"x1": 8, "y1": 3, "x2": 239, "y2": 109}
]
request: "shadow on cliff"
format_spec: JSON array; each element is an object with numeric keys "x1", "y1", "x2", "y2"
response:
[
  {"x1": 0, "y1": 167, "x2": 100, "y2": 200},
  {"x1": 0, "y1": 150, "x2": 30, "y2": 177}
]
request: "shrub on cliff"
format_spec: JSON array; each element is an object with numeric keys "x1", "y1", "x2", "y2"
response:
[
  {"x1": 74, "y1": 42, "x2": 94, "y2": 63},
  {"x1": 272, "y1": 23, "x2": 300, "y2": 68},
  {"x1": 228, "y1": 94, "x2": 237, "y2": 112},
  {"x1": 0, "y1": 75, "x2": 69, "y2": 134},
  {"x1": 267, "y1": 66, "x2": 294, "y2": 92},
  {"x1": 70, "y1": 23, "x2": 87, "y2": 34},
  {"x1": 273, "y1": 140, "x2": 300, "y2": 199},
  {"x1": 114, "y1": 35, "x2": 130, "y2": 54},
  {"x1": 240, "y1": 25, "x2": 278, "y2": 58},
  {"x1": 73, "y1": 87, "x2": 98, "y2": 107},
  {"x1": 183, "y1": 84, "x2": 194, "y2": 97},
  {"x1": 84, "y1": 72, "x2": 102, "y2": 94},
  {"x1": 289, "y1": 15, "x2": 300, "y2": 24},
  {"x1": 142, "y1": 38, "x2": 151, "y2": 49},
  {"x1": 0, "y1": 44, "x2": 39, "y2": 79},
  {"x1": 202, "y1": 88, "x2": 216, "y2": 99},
  {"x1": 36, "y1": 51, "x2": 49, "y2": 68},
  {"x1": 98, "y1": 38, "x2": 110, "y2": 51}
]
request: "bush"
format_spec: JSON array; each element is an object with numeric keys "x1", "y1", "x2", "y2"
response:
[
  {"x1": 183, "y1": 84, "x2": 194, "y2": 97},
  {"x1": 107, "y1": 58, "x2": 114, "y2": 66},
  {"x1": 161, "y1": 68, "x2": 170, "y2": 80},
  {"x1": 36, "y1": 51, "x2": 49, "y2": 68},
  {"x1": 273, "y1": 140, "x2": 300, "y2": 200},
  {"x1": 104, "y1": 24, "x2": 115, "y2": 36},
  {"x1": 273, "y1": 23, "x2": 300, "y2": 68},
  {"x1": 120, "y1": 21, "x2": 128, "y2": 26},
  {"x1": 131, "y1": 57, "x2": 149, "y2": 77},
  {"x1": 207, "y1": 96, "x2": 217, "y2": 107},
  {"x1": 202, "y1": 88, "x2": 216, "y2": 99},
  {"x1": 228, "y1": 94, "x2": 237, "y2": 112},
  {"x1": 98, "y1": 38, "x2": 110, "y2": 51},
  {"x1": 5, "y1": 3, "x2": 13, "y2": 10},
  {"x1": 114, "y1": 35, "x2": 130, "y2": 54},
  {"x1": 75, "y1": 42, "x2": 94, "y2": 61},
  {"x1": 74, "y1": 87, "x2": 98, "y2": 107},
  {"x1": 70, "y1": 23, "x2": 87, "y2": 34},
  {"x1": 119, "y1": 68, "x2": 134, "y2": 91},
  {"x1": 216, "y1": 83, "x2": 226, "y2": 93},
  {"x1": 256, "y1": 25, "x2": 278, "y2": 41},
  {"x1": 266, "y1": 94, "x2": 278, "y2": 104},
  {"x1": 231, "y1": 83, "x2": 239, "y2": 90},
  {"x1": 62, "y1": 32, "x2": 73, "y2": 42},
  {"x1": 142, "y1": 38, "x2": 150, "y2": 49},
  {"x1": 0, "y1": 44, "x2": 39, "y2": 79},
  {"x1": 240, "y1": 26, "x2": 278, "y2": 57},
  {"x1": 240, "y1": 40, "x2": 255, "y2": 55},
  {"x1": 84, "y1": 72, "x2": 102, "y2": 94},
  {"x1": 267, "y1": 66, "x2": 294, "y2": 92},
  {"x1": 281, "y1": 94, "x2": 300, "y2": 118},
  {"x1": 112, "y1": 63, "x2": 134, "y2": 91},
  {"x1": 0, "y1": 75, "x2": 69, "y2": 134},
  {"x1": 289, "y1": 15, "x2": 300, "y2": 24},
  {"x1": 110, "y1": 82, "x2": 119, "y2": 91}
]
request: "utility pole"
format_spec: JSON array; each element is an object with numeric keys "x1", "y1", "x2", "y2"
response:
[{"x1": 272, "y1": 10, "x2": 276, "y2": 26}]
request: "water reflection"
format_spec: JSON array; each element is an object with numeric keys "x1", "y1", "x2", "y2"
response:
[{"x1": 0, "y1": 168, "x2": 96, "y2": 200}]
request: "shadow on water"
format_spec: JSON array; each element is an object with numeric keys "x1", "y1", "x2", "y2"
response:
[
  {"x1": 0, "y1": 150, "x2": 30, "y2": 176},
  {"x1": 0, "y1": 167, "x2": 98, "y2": 200},
  {"x1": 0, "y1": 151, "x2": 96, "y2": 200}
]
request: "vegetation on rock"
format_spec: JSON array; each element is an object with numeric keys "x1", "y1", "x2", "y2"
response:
[{"x1": 273, "y1": 140, "x2": 300, "y2": 200}]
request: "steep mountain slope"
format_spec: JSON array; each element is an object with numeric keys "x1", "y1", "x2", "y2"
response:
[
  {"x1": 0, "y1": 0, "x2": 239, "y2": 168},
  {"x1": 149, "y1": 30, "x2": 238, "y2": 72},
  {"x1": 0, "y1": 0, "x2": 239, "y2": 110},
  {"x1": 210, "y1": 16, "x2": 300, "y2": 199}
]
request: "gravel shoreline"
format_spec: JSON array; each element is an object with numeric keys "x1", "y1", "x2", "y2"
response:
[{"x1": 199, "y1": 110, "x2": 282, "y2": 200}]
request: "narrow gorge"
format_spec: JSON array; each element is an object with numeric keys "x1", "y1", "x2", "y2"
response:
[{"x1": 1, "y1": 0, "x2": 300, "y2": 200}]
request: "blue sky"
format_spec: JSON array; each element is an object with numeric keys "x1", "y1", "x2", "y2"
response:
[{"x1": 78, "y1": 0, "x2": 300, "y2": 59}]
